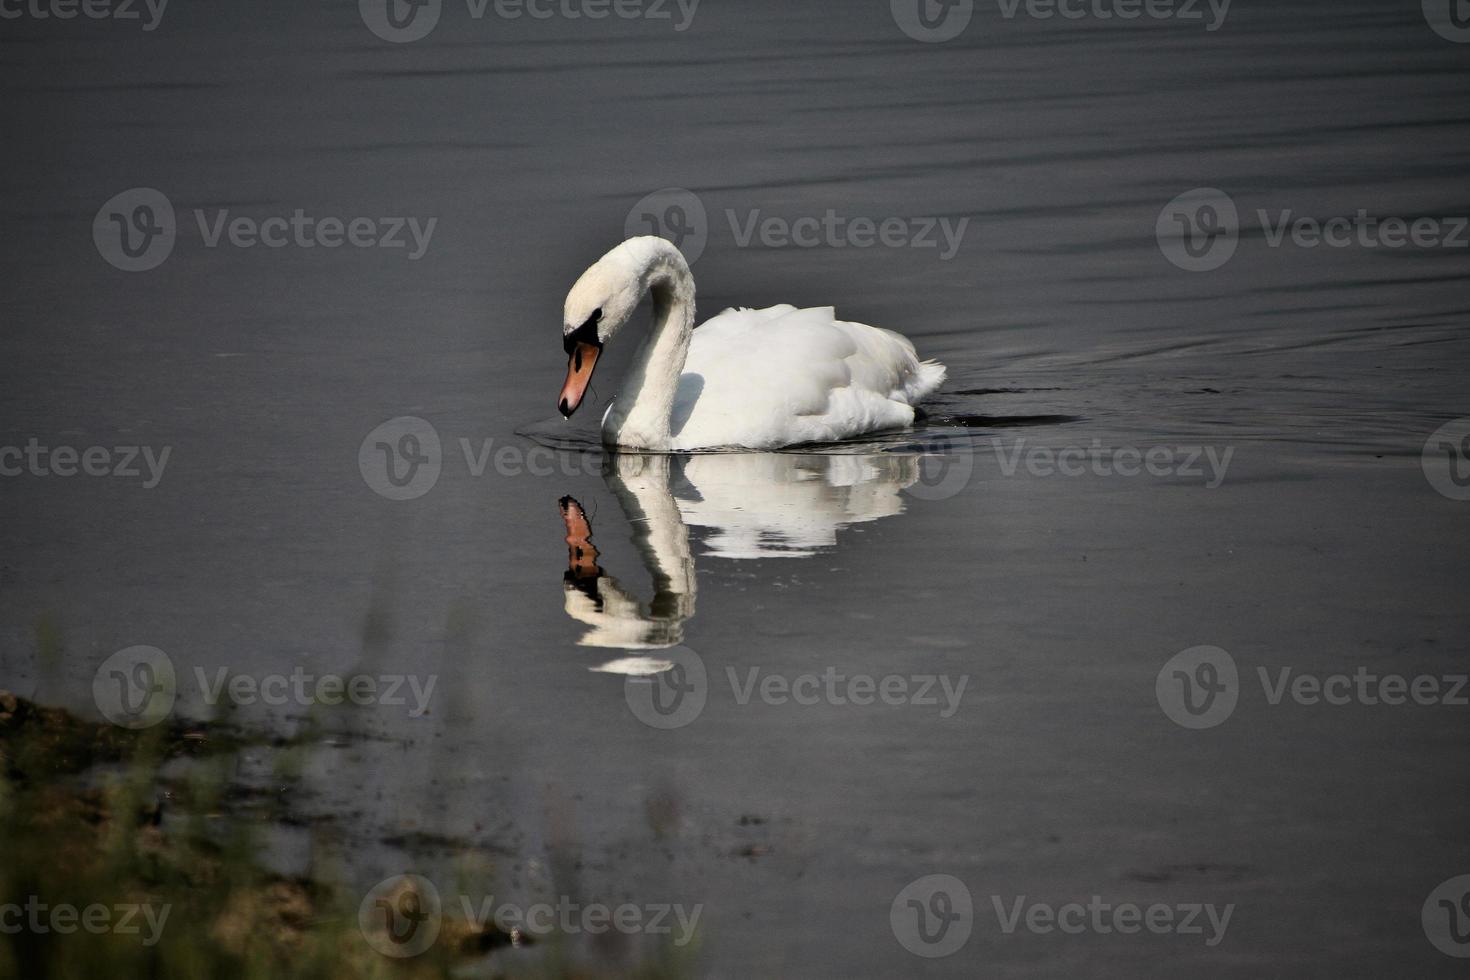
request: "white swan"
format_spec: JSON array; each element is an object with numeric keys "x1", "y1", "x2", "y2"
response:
[{"x1": 558, "y1": 236, "x2": 946, "y2": 450}]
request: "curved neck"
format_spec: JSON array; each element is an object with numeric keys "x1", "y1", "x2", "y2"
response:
[{"x1": 605, "y1": 243, "x2": 695, "y2": 450}]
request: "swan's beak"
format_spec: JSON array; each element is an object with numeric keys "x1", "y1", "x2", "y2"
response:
[{"x1": 559, "y1": 341, "x2": 602, "y2": 418}]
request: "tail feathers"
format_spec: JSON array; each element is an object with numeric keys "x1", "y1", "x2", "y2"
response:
[{"x1": 910, "y1": 359, "x2": 947, "y2": 402}]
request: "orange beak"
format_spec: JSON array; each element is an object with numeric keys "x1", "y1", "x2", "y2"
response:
[{"x1": 558, "y1": 341, "x2": 601, "y2": 418}]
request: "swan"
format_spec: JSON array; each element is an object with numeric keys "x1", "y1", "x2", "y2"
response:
[{"x1": 558, "y1": 236, "x2": 946, "y2": 450}]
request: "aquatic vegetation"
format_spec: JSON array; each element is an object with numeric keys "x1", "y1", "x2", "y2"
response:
[{"x1": 0, "y1": 690, "x2": 695, "y2": 979}]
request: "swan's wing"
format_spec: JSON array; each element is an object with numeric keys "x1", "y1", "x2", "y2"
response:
[
  {"x1": 674, "y1": 305, "x2": 945, "y2": 448},
  {"x1": 694, "y1": 304, "x2": 800, "y2": 337}
]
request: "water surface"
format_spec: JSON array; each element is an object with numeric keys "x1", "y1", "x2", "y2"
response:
[{"x1": 1, "y1": 1, "x2": 1468, "y2": 975}]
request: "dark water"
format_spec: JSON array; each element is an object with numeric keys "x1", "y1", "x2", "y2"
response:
[{"x1": 2, "y1": 0, "x2": 1468, "y2": 975}]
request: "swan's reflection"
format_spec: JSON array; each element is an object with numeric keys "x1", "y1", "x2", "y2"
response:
[{"x1": 558, "y1": 451, "x2": 921, "y2": 653}]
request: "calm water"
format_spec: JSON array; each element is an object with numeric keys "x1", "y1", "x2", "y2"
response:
[{"x1": 2, "y1": 0, "x2": 1468, "y2": 975}]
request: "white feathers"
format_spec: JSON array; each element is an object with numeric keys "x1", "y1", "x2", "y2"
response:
[{"x1": 669, "y1": 304, "x2": 946, "y2": 450}]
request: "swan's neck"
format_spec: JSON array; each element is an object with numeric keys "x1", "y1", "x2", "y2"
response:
[{"x1": 605, "y1": 248, "x2": 695, "y2": 450}]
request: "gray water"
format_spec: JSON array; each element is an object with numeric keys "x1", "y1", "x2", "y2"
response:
[{"x1": 2, "y1": 0, "x2": 1469, "y2": 975}]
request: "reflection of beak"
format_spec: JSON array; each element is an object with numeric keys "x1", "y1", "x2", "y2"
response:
[
  {"x1": 559, "y1": 495, "x2": 602, "y2": 582},
  {"x1": 558, "y1": 341, "x2": 602, "y2": 418}
]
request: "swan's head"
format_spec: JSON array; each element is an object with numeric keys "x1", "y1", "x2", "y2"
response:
[{"x1": 558, "y1": 246, "x2": 644, "y2": 418}]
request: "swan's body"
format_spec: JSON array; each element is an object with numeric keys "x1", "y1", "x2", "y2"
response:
[{"x1": 558, "y1": 237, "x2": 945, "y2": 451}]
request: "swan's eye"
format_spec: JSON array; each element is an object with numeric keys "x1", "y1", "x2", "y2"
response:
[{"x1": 564, "y1": 312, "x2": 605, "y2": 355}]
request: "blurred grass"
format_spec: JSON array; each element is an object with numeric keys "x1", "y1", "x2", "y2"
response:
[{"x1": 0, "y1": 687, "x2": 697, "y2": 979}]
